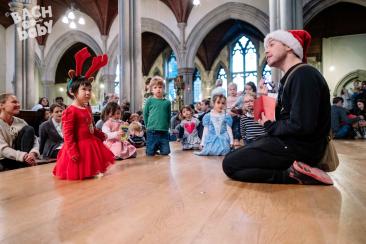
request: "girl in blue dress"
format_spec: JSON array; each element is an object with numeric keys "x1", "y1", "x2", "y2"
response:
[{"x1": 195, "y1": 94, "x2": 233, "y2": 156}]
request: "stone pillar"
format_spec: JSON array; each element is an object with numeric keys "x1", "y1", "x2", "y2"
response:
[
  {"x1": 101, "y1": 35, "x2": 108, "y2": 53},
  {"x1": 178, "y1": 67, "x2": 195, "y2": 105},
  {"x1": 280, "y1": 0, "x2": 303, "y2": 30},
  {"x1": 268, "y1": 0, "x2": 304, "y2": 88},
  {"x1": 25, "y1": 1, "x2": 36, "y2": 108},
  {"x1": 9, "y1": 0, "x2": 37, "y2": 109},
  {"x1": 294, "y1": 0, "x2": 304, "y2": 29},
  {"x1": 269, "y1": 0, "x2": 282, "y2": 87},
  {"x1": 101, "y1": 74, "x2": 117, "y2": 95},
  {"x1": 9, "y1": 1, "x2": 25, "y2": 107},
  {"x1": 177, "y1": 22, "x2": 187, "y2": 64},
  {"x1": 269, "y1": 0, "x2": 280, "y2": 31},
  {"x1": 118, "y1": 0, "x2": 142, "y2": 112},
  {"x1": 42, "y1": 80, "x2": 55, "y2": 100}
]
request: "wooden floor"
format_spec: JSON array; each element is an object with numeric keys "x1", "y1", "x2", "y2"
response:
[{"x1": 0, "y1": 140, "x2": 366, "y2": 244}]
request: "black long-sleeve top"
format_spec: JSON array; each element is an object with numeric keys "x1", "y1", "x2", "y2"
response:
[{"x1": 264, "y1": 63, "x2": 331, "y2": 162}]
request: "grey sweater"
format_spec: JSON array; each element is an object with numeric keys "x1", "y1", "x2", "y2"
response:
[{"x1": 0, "y1": 117, "x2": 40, "y2": 161}]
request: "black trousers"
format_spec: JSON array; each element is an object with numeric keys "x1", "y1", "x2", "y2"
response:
[
  {"x1": 0, "y1": 126, "x2": 35, "y2": 171},
  {"x1": 49, "y1": 149, "x2": 60, "y2": 159},
  {"x1": 222, "y1": 136, "x2": 300, "y2": 184}
]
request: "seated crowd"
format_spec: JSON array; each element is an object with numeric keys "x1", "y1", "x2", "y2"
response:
[
  {"x1": 1, "y1": 77, "x2": 365, "y2": 172},
  {"x1": 331, "y1": 80, "x2": 366, "y2": 139}
]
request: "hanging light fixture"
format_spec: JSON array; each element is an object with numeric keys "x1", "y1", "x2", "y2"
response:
[
  {"x1": 193, "y1": 0, "x2": 200, "y2": 6},
  {"x1": 78, "y1": 17, "x2": 85, "y2": 25},
  {"x1": 62, "y1": 16, "x2": 69, "y2": 24},
  {"x1": 62, "y1": 3, "x2": 86, "y2": 29},
  {"x1": 67, "y1": 11, "x2": 75, "y2": 20},
  {"x1": 69, "y1": 21, "x2": 76, "y2": 29}
]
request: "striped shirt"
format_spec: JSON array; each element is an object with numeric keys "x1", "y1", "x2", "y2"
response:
[{"x1": 240, "y1": 115, "x2": 267, "y2": 140}]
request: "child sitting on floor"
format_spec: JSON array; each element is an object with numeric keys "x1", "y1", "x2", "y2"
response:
[
  {"x1": 175, "y1": 105, "x2": 200, "y2": 150},
  {"x1": 195, "y1": 94, "x2": 233, "y2": 156},
  {"x1": 128, "y1": 121, "x2": 145, "y2": 148},
  {"x1": 102, "y1": 102, "x2": 137, "y2": 159},
  {"x1": 240, "y1": 92, "x2": 267, "y2": 145}
]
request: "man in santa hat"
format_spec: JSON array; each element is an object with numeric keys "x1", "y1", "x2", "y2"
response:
[{"x1": 222, "y1": 29, "x2": 333, "y2": 185}]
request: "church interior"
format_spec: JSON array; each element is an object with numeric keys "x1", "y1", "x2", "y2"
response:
[{"x1": 0, "y1": 0, "x2": 366, "y2": 243}]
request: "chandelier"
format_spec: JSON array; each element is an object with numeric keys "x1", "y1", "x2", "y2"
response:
[
  {"x1": 193, "y1": 0, "x2": 200, "y2": 6},
  {"x1": 61, "y1": 4, "x2": 85, "y2": 29}
]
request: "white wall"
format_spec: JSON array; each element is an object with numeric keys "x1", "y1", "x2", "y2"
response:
[
  {"x1": 141, "y1": 0, "x2": 180, "y2": 38},
  {"x1": 322, "y1": 33, "x2": 366, "y2": 94},
  {"x1": 140, "y1": 0, "x2": 269, "y2": 49},
  {"x1": 107, "y1": 15, "x2": 119, "y2": 51},
  {"x1": 0, "y1": 25, "x2": 6, "y2": 93},
  {"x1": 44, "y1": 12, "x2": 102, "y2": 57}
]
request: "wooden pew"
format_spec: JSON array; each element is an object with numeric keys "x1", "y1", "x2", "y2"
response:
[
  {"x1": 18, "y1": 110, "x2": 38, "y2": 128},
  {"x1": 18, "y1": 110, "x2": 101, "y2": 127}
]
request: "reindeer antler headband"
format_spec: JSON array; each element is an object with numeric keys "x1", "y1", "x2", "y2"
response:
[{"x1": 67, "y1": 47, "x2": 108, "y2": 90}]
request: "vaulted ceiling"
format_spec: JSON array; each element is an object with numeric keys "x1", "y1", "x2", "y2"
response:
[
  {"x1": 197, "y1": 19, "x2": 264, "y2": 70},
  {"x1": 141, "y1": 32, "x2": 169, "y2": 76},
  {"x1": 160, "y1": 0, "x2": 193, "y2": 23},
  {"x1": 37, "y1": 0, "x2": 118, "y2": 45},
  {"x1": 55, "y1": 42, "x2": 96, "y2": 83},
  {"x1": 1, "y1": 0, "x2": 192, "y2": 31},
  {"x1": 3, "y1": 1, "x2": 365, "y2": 74},
  {"x1": 0, "y1": 0, "x2": 118, "y2": 45},
  {"x1": 0, "y1": 1, "x2": 13, "y2": 28}
]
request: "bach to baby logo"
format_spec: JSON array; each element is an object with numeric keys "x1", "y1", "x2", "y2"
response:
[{"x1": 7, "y1": 5, "x2": 53, "y2": 41}]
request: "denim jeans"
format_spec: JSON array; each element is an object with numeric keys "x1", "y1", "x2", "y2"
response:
[
  {"x1": 334, "y1": 125, "x2": 351, "y2": 139},
  {"x1": 232, "y1": 116, "x2": 241, "y2": 140},
  {"x1": 146, "y1": 130, "x2": 171, "y2": 156}
]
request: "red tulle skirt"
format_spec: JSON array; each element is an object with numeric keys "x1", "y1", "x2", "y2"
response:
[{"x1": 53, "y1": 137, "x2": 115, "y2": 180}]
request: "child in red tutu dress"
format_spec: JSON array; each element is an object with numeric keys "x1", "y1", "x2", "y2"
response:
[
  {"x1": 102, "y1": 102, "x2": 137, "y2": 159},
  {"x1": 53, "y1": 48, "x2": 115, "y2": 180}
]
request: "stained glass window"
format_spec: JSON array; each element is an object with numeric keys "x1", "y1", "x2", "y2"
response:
[
  {"x1": 193, "y1": 68, "x2": 202, "y2": 103},
  {"x1": 231, "y1": 35, "x2": 257, "y2": 92}
]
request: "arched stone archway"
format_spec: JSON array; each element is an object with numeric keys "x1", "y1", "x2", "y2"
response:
[
  {"x1": 141, "y1": 18, "x2": 180, "y2": 65},
  {"x1": 303, "y1": 0, "x2": 366, "y2": 25},
  {"x1": 107, "y1": 18, "x2": 181, "y2": 85},
  {"x1": 43, "y1": 30, "x2": 103, "y2": 83},
  {"x1": 333, "y1": 69, "x2": 366, "y2": 96},
  {"x1": 185, "y1": 2, "x2": 269, "y2": 68},
  {"x1": 212, "y1": 61, "x2": 229, "y2": 80}
]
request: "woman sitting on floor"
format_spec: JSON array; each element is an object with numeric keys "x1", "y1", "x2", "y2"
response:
[{"x1": 0, "y1": 93, "x2": 40, "y2": 171}]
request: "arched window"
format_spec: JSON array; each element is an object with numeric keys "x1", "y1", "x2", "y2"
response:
[
  {"x1": 193, "y1": 68, "x2": 202, "y2": 103},
  {"x1": 165, "y1": 52, "x2": 178, "y2": 101},
  {"x1": 231, "y1": 35, "x2": 257, "y2": 92},
  {"x1": 262, "y1": 63, "x2": 275, "y2": 92},
  {"x1": 216, "y1": 66, "x2": 228, "y2": 92},
  {"x1": 262, "y1": 63, "x2": 271, "y2": 83}
]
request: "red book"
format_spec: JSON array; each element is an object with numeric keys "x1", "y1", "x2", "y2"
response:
[{"x1": 253, "y1": 96, "x2": 276, "y2": 121}]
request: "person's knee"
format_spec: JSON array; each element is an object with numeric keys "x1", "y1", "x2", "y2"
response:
[
  {"x1": 146, "y1": 147, "x2": 155, "y2": 156},
  {"x1": 22, "y1": 125, "x2": 35, "y2": 136},
  {"x1": 159, "y1": 143, "x2": 170, "y2": 155},
  {"x1": 222, "y1": 154, "x2": 235, "y2": 177}
]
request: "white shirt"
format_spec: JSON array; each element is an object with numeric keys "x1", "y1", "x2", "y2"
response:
[{"x1": 52, "y1": 118, "x2": 63, "y2": 149}]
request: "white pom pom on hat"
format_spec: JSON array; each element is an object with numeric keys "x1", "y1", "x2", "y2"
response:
[{"x1": 264, "y1": 29, "x2": 311, "y2": 63}]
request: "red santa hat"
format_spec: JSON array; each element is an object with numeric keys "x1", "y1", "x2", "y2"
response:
[{"x1": 264, "y1": 29, "x2": 311, "y2": 63}]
